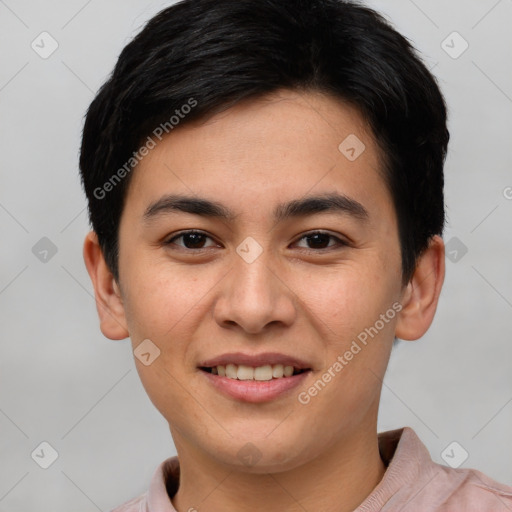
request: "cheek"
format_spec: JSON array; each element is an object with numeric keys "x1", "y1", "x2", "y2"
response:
[
  {"x1": 120, "y1": 255, "x2": 204, "y2": 339},
  {"x1": 295, "y1": 288, "x2": 396, "y2": 443},
  {"x1": 290, "y1": 259, "x2": 397, "y2": 341},
  {"x1": 121, "y1": 267, "x2": 211, "y2": 424},
  {"x1": 290, "y1": 260, "x2": 398, "y2": 411}
]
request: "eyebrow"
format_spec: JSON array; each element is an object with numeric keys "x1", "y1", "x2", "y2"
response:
[{"x1": 143, "y1": 193, "x2": 369, "y2": 224}]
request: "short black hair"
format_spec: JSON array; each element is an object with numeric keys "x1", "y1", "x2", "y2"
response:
[{"x1": 79, "y1": 0, "x2": 449, "y2": 284}]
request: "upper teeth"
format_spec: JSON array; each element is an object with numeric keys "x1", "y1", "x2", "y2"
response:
[{"x1": 212, "y1": 364, "x2": 296, "y2": 380}]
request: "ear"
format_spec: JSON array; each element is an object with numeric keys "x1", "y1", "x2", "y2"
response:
[
  {"x1": 395, "y1": 235, "x2": 445, "y2": 341},
  {"x1": 83, "y1": 231, "x2": 129, "y2": 340}
]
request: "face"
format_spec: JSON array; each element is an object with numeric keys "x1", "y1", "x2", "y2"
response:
[{"x1": 115, "y1": 90, "x2": 406, "y2": 471}]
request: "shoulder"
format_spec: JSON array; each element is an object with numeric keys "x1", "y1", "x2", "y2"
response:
[
  {"x1": 110, "y1": 492, "x2": 147, "y2": 512},
  {"x1": 424, "y1": 464, "x2": 512, "y2": 511},
  {"x1": 362, "y1": 427, "x2": 512, "y2": 512}
]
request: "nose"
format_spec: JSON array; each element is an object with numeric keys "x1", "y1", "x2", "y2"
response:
[{"x1": 213, "y1": 252, "x2": 297, "y2": 334}]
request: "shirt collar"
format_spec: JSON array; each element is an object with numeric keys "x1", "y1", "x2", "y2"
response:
[{"x1": 146, "y1": 426, "x2": 428, "y2": 512}]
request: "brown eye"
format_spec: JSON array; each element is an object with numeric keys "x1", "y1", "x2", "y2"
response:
[
  {"x1": 166, "y1": 231, "x2": 218, "y2": 249},
  {"x1": 294, "y1": 231, "x2": 347, "y2": 250}
]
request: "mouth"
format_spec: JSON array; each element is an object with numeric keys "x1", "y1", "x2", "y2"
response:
[
  {"x1": 199, "y1": 364, "x2": 309, "y2": 380},
  {"x1": 197, "y1": 353, "x2": 312, "y2": 403}
]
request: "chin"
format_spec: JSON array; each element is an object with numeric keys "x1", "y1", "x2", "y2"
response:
[{"x1": 208, "y1": 434, "x2": 315, "y2": 474}]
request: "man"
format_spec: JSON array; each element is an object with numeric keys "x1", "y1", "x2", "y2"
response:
[{"x1": 80, "y1": 0, "x2": 512, "y2": 510}]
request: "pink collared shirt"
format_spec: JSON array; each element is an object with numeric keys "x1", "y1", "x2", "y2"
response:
[{"x1": 112, "y1": 427, "x2": 512, "y2": 511}]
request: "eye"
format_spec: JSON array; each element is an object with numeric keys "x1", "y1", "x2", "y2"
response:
[
  {"x1": 293, "y1": 231, "x2": 348, "y2": 250},
  {"x1": 165, "y1": 230, "x2": 219, "y2": 250}
]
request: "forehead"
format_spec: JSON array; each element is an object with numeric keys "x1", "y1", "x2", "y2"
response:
[{"x1": 124, "y1": 89, "x2": 393, "y2": 224}]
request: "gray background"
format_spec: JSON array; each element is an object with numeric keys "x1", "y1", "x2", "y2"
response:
[{"x1": 0, "y1": 0, "x2": 511, "y2": 510}]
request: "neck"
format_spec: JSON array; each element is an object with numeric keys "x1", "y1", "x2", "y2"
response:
[{"x1": 170, "y1": 422, "x2": 386, "y2": 512}]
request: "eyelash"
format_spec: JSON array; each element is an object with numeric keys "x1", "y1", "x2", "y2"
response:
[{"x1": 164, "y1": 230, "x2": 348, "y2": 252}]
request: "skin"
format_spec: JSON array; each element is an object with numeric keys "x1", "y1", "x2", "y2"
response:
[{"x1": 84, "y1": 89, "x2": 445, "y2": 512}]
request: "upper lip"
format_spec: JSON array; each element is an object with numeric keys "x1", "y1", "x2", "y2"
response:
[{"x1": 198, "y1": 352, "x2": 311, "y2": 370}]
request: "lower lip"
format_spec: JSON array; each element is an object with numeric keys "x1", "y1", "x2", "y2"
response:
[{"x1": 199, "y1": 369, "x2": 311, "y2": 403}]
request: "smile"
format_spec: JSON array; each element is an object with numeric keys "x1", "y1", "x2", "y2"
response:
[
  {"x1": 200, "y1": 363, "x2": 308, "y2": 381},
  {"x1": 199, "y1": 366, "x2": 311, "y2": 403}
]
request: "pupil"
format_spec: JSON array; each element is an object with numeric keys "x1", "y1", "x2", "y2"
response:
[
  {"x1": 184, "y1": 233, "x2": 206, "y2": 248},
  {"x1": 307, "y1": 233, "x2": 330, "y2": 249}
]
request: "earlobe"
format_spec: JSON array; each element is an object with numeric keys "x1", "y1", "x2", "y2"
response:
[
  {"x1": 395, "y1": 235, "x2": 445, "y2": 341},
  {"x1": 83, "y1": 231, "x2": 129, "y2": 340}
]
